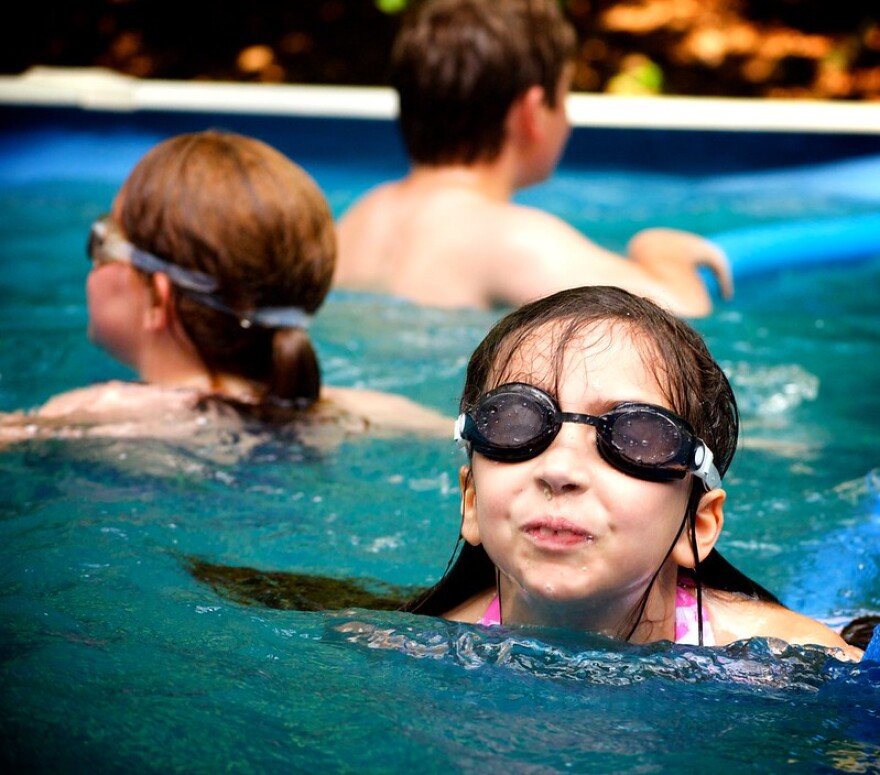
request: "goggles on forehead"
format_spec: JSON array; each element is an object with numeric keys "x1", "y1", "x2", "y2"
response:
[
  {"x1": 454, "y1": 382, "x2": 721, "y2": 490},
  {"x1": 86, "y1": 216, "x2": 312, "y2": 330}
]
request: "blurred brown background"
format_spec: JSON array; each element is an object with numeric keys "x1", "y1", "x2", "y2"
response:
[{"x1": 4, "y1": 0, "x2": 879, "y2": 99}]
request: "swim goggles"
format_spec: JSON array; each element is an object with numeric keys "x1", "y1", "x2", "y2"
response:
[
  {"x1": 86, "y1": 216, "x2": 312, "y2": 330},
  {"x1": 454, "y1": 382, "x2": 721, "y2": 489}
]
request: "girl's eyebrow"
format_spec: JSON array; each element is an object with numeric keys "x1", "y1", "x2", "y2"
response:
[
  {"x1": 562, "y1": 393, "x2": 673, "y2": 415},
  {"x1": 562, "y1": 397, "x2": 622, "y2": 415}
]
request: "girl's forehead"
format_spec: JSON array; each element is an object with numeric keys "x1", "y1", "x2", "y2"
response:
[{"x1": 489, "y1": 320, "x2": 667, "y2": 395}]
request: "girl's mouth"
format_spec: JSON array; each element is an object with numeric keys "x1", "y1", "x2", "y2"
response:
[{"x1": 521, "y1": 517, "x2": 594, "y2": 548}]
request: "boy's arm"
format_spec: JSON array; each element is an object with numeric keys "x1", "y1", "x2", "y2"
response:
[
  {"x1": 486, "y1": 208, "x2": 731, "y2": 317},
  {"x1": 627, "y1": 227, "x2": 733, "y2": 313}
]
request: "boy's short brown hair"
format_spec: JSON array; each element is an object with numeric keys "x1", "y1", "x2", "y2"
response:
[{"x1": 391, "y1": 0, "x2": 576, "y2": 166}]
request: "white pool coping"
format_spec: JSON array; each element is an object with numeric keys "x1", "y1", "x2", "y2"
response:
[{"x1": 2, "y1": 66, "x2": 880, "y2": 135}]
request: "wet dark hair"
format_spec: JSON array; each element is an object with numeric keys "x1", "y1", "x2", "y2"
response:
[
  {"x1": 840, "y1": 615, "x2": 880, "y2": 650},
  {"x1": 391, "y1": 0, "x2": 576, "y2": 166},
  {"x1": 406, "y1": 286, "x2": 780, "y2": 635},
  {"x1": 116, "y1": 130, "x2": 336, "y2": 407}
]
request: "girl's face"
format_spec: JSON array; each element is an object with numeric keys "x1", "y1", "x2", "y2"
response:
[
  {"x1": 460, "y1": 321, "x2": 694, "y2": 629},
  {"x1": 86, "y1": 257, "x2": 150, "y2": 371}
]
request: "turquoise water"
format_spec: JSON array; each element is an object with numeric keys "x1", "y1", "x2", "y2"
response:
[{"x1": 1, "y1": 117, "x2": 880, "y2": 772}]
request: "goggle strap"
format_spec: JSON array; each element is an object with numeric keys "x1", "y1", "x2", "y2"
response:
[
  {"x1": 91, "y1": 219, "x2": 313, "y2": 332},
  {"x1": 182, "y1": 290, "x2": 311, "y2": 331},
  {"x1": 91, "y1": 219, "x2": 218, "y2": 294},
  {"x1": 243, "y1": 306, "x2": 312, "y2": 330}
]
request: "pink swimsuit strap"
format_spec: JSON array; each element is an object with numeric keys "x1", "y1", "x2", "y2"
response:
[
  {"x1": 477, "y1": 574, "x2": 715, "y2": 645},
  {"x1": 477, "y1": 593, "x2": 502, "y2": 626},
  {"x1": 674, "y1": 575, "x2": 715, "y2": 646}
]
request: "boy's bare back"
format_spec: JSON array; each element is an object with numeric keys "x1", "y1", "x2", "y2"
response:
[
  {"x1": 336, "y1": 169, "x2": 731, "y2": 317},
  {"x1": 334, "y1": 0, "x2": 731, "y2": 318}
]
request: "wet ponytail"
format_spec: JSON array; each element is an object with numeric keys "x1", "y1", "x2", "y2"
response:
[{"x1": 269, "y1": 327, "x2": 321, "y2": 407}]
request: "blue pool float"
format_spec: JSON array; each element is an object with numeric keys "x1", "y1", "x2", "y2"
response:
[
  {"x1": 864, "y1": 624, "x2": 880, "y2": 662},
  {"x1": 710, "y1": 212, "x2": 880, "y2": 280}
]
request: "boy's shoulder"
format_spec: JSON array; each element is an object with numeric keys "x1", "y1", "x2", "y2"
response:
[
  {"x1": 334, "y1": 176, "x2": 607, "y2": 307},
  {"x1": 339, "y1": 180, "x2": 586, "y2": 262}
]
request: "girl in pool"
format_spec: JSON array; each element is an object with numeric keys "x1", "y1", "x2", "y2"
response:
[
  {"x1": 406, "y1": 285, "x2": 861, "y2": 658},
  {"x1": 0, "y1": 130, "x2": 450, "y2": 449}
]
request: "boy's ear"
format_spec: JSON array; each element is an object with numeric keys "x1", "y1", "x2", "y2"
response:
[
  {"x1": 507, "y1": 85, "x2": 548, "y2": 144},
  {"x1": 672, "y1": 488, "x2": 725, "y2": 568},
  {"x1": 459, "y1": 464, "x2": 482, "y2": 546}
]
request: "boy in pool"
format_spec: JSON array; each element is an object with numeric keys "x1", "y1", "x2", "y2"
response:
[
  {"x1": 335, "y1": 0, "x2": 731, "y2": 317},
  {"x1": 0, "y1": 130, "x2": 451, "y2": 450},
  {"x1": 405, "y1": 285, "x2": 861, "y2": 658}
]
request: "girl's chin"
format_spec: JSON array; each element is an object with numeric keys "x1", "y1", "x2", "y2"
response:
[{"x1": 515, "y1": 580, "x2": 598, "y2": 608}]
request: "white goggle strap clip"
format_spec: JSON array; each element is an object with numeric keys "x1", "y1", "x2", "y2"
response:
[
  {"x1": 453, "y1": 414, "x2": 471, "y2": 452},
  {"x1": 693, "y1": 443, "x2": 722, "y2": 490}
]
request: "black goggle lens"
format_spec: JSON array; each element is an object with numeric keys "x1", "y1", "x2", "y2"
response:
[
  {"x1": 608, "y1": 410, "x2": 684, "y2": 467},
  {"x1": 460, "y1": 383, "x2": 701, "y2": 482},
  {"x1": 468, "y1": 390, "x2": 556, "y2": 452}
]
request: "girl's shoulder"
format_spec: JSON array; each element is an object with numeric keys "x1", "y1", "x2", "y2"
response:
[
  {"x1": 705, "y1": 589, "x2": 863, "y2": 660},
  {"x1": 441, "y1": 587, "x2": 496, "y2": 624},
  {"x1": 1, "y1": 381, "x2": 235, "y2": 446},
  {"x1": 37, "y1": 380, "x2": 196, "y2": 419},
  {"x1": 318, "y1": 386, "x2": 452, "y2": 438}
]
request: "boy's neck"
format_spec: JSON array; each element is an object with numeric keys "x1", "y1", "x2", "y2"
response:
[{"x1": 408, "y1": 161, "x2": 516, "y2": 201}]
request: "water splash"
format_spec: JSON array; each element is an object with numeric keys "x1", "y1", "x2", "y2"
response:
[{"x1": 323, "y1": 611, "x2": 879, "y2": 694}]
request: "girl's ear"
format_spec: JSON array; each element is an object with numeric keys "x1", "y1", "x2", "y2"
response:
[
  {"x1": 144, "y1": 272, "x2": 175, "y2": 332},
  {"x1": 459, "y1": 464, "x2": 482, "y2": 547},
  {"x1": 672, "y1": 488, "x2": 725, "y2": 568}
]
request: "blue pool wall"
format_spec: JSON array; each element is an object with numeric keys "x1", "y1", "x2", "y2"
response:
[{"x1": 5, "y1": 103, "x2": 880, "y2": 177}]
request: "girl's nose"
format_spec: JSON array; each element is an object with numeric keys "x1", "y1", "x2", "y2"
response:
[{"x1": 534, "y1": 422, "x2": 594, "y2": 496}]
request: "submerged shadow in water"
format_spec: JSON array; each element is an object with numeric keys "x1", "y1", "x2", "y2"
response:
[{"x1": 186, "y1": 556, "x2": 423, "y2": 612}]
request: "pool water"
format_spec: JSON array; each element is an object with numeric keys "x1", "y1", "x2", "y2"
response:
[{"x1": 1, "y1": 112, "x2": 879, "y2": 773}]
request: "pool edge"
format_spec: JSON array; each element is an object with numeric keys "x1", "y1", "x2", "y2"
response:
[{"x1": 2, "y1": 66, "x2": 880, "y2": 135}]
